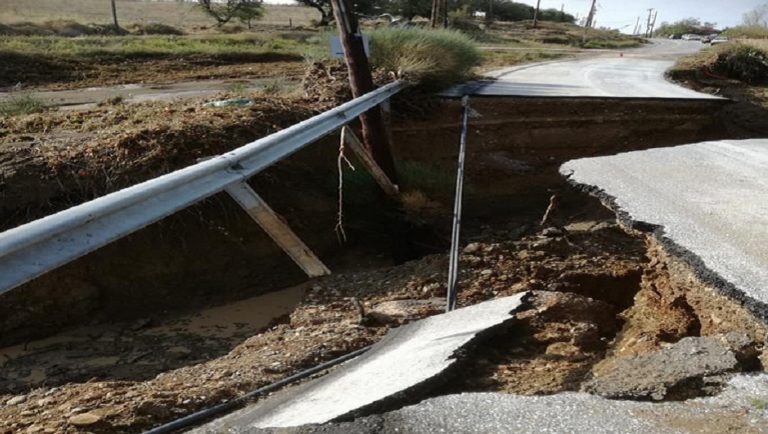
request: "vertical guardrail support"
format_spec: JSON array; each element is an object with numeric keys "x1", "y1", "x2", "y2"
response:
[{"x1": 225, "y1": 182, "x2": 331, "y2": 278}]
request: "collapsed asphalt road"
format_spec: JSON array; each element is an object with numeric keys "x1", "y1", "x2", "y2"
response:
[
  {"x1": 562, "y1": 139, "x2": 768, "y2": 319},
  {"x1": 193, "y1": 294, "x2": 528, "y2": 432},
  {"x1": 249, "y1": 374, "x2": 768, "y2": 434},
  {"x1": 445, "y1": 39, "x2": 720, "y2": 98}
]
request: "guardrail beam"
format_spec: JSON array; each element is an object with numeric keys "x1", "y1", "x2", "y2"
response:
[{"x1": 225, "y1": 182, "x2": 331, "y2": 278}]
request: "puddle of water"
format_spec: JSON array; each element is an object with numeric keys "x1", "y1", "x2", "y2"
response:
[
  {"x1": 145, "y1": 284, "x2": 306, "y2": 338},
  {"x1": 0, "y1": 284, "x2": 306, "y2": 390}
]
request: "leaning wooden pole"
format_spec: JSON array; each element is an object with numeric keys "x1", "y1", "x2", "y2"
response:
[{"x1": 329, "y1": 0, "x2": 398, "y2": 182}]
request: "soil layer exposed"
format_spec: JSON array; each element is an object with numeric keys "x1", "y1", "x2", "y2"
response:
[{"x1": 2, "y1": 84, "x2": 767, "y2": 433}]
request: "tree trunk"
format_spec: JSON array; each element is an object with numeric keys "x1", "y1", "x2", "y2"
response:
[
  {"x1": 110, "y1": 0, "x2": 119, "y2": 30},
  {"x1": 329, "y1": 0, "x2": 398, "y2": 182}
]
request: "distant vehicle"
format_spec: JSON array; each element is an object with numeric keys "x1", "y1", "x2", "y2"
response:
[
  {"x1": 710, "y1": 36, "x2": 729, "y2": 45},
  {"x1": 682, "y1": 34, "x2": 703, "y2": 41},
  {"x1": 668, "y1": 34, "x2": 681, "y2": 40}
]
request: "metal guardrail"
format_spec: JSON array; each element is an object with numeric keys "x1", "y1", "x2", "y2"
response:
[{"x1": 0, "y1": 80, "x2": 407, "y2": 295}]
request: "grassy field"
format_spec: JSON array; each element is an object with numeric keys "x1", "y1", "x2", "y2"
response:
[
  {"x1": 0, "y1": 2, "x2": 644, "y2": 92},
  {"x1": 0, "y1": 1, "x2": 318, "y2": 30}
]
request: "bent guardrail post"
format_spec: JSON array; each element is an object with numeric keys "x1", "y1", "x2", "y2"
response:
[
  {"x1": 0, "y1": 80, "x2": 406, "y2": 295},
  {"x1": 225, "y1": 181, "x2": 331, "y2": 278}
]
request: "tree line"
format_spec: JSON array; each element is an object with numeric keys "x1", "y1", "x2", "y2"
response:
[{"x1": 196, "y1": 0, "x2": 576, "y2": 28}]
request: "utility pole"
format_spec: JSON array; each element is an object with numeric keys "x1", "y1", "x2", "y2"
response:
[
  {"x1": 582, "y1": 0, "x2": 597, "y2": 45},
  {"x1": 329, "y1": 0, "x2": 398, "y2": 181},
  {"x1": 533, "y1": 0, "x2": 542, "y2": 28},
  {"x1": 488, "y1": 0, "x2": 494, "y2": 22},
  {"x1": 649, "y1": 10, "x2": 658, "y2": 37},
  {"x1": 110, "y1": 0, "x2": 119, "y2": 30},
  {"x1": 645, "y1": 8, "x2": 654, "y2": 38},
  {"x1": 633, "y1": 16, "x2": 640, "y2": 36}
]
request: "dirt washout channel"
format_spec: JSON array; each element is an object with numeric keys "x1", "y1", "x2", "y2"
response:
[{"x1": 1, "y1": 94, "x2": 764, "y2": 433}]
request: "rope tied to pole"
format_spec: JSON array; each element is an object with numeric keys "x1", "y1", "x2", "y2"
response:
[{"x1": 335, "y1": 127, "x2": 356, "y2": 244}]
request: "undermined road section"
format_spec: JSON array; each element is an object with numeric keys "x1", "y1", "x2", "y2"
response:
[{"x1": 1, "y1": 94, "x2": 766, "y2": 433}]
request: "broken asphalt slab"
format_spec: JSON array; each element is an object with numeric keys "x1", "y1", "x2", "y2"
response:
[
  {"x1": 192, "y1": 293, "x2": 529, "y2": 432},
  {"x1": 561, "y1": 139, "x2": 768, "y2": 319},
  {"x1": 261, "y1": 374, "x2": 768, "y2": 434},
  {"x1": 583, "y1": 332, "x2": 756, "y2": 400}
]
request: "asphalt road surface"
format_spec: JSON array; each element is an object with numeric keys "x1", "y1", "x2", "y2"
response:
[
  {"x1": 562, "y1": 139, "x2": 768, "y2": 317},
  {"x1": 215, "y1": 374, "x2": 768, "y2": 433},
  {"x1": 446, "y1": 39, "x2": 721, "y2": 99}
]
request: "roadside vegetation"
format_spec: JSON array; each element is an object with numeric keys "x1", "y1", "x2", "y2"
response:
[
  {"x1": 0, "y1": 92, "x2": 47, "y2": 117},
  {"x1": 0, "y1": 0, "x2": 646, "y2": 91},
  {"x1": 671, "y1": 41, "x2": 768, "y2": 84},
  {"x1": 369, "y1": 28, "x2": 481, "y2": 87}
]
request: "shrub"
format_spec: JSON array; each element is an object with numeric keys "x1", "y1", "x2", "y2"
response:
[
  {"x1": 368, "y1": 27, "x2": 482, "y2": 88},
  {"x1": 721, "y1": 26, "x2": 768, "y2": 39},
  {"x1": 0, "y1": 92, "x2": 48, "y2": 117},
  {"x1": 129, "y1": 23, "x2": 185, "y2": 36},
  {"x1": 714, "y1": 43, "x2": 768, "y2": 84}
]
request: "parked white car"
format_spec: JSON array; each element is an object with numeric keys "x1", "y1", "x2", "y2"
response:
[{"x1": 682, "y1": 34, "x2": 703, "y2": 41}]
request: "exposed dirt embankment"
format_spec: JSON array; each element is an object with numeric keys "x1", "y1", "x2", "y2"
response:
[
  {"x1": 392, "y1": 96, "x2": 732, "y2": 216},
  {"x1": 0, "y1": 93, "x2": 735, "y2": 347},
  {"x1": 435, "y1": 232, "x2": 767, "y2": 402}
]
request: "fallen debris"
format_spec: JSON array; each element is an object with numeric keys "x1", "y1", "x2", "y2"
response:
[
  {"x1": 583, "y1": 332, "x2": 757, "y2": 400},
  {"x1": 194, "y1": 294, "x2": 528, "y2": 431}
]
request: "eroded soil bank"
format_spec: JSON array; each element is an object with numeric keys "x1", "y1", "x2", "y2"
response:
[{"x1": 1, "y1": 93, "x2": 764, "y2": 433}]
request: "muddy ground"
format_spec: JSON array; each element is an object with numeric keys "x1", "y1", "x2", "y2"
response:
[
  {"x1": 3, "y1": 65, "x2": 768, "y2": 433},
  {"x1": 2, "y1": 210, "x2": 766, "y2": 434}
]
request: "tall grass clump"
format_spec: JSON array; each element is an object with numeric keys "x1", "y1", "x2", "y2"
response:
[
  {"x1": 722, "y1": 26, "x2": 768, "y2": 39},
  {"x1": 368, "y1": 27, "x2": 482, "y2": 88},
  {"x1": 714, "y1": 43, "x2": 768, "y2": 84},
  {"x1": 0, "y1": 92, "x2": 47, "y2": 117}
]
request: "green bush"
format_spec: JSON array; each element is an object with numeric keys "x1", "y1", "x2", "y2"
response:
[
  {"x1": 368, "y1": 27, "x2": 482, "y2": 88},
  {"x1": 714, "y1": 44, "x2": 768, "y2": 84},
  {"x1": 0, "y1": 92, "x2": 48, "y2": 117}
]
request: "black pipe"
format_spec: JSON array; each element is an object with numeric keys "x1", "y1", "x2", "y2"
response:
[{"x1": 144, "y1": 346, "x2": 371, "y2": 434}]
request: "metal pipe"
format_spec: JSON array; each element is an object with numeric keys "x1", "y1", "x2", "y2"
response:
[
  {"x1": 143, "y1": 346, "x2": 370, "y2": 434},
  {"x1": 446, "y1": 96, "x2": 471, "y2": 312}
]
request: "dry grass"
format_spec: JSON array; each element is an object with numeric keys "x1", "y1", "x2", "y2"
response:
[
  {"x1": 743, "y1": 39, "x2": 768, "y2": 51},
  {"x1": 0, "y1": 0, "x2": 317, "y2": 30}
]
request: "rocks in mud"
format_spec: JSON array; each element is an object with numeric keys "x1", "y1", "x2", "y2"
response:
[
  {"x1": 583, "y1": 332, "x2": 758, "y2": 400},
  {"x1": 5, "y1": 395, "x2": 26, "y2": 405},
  {"x1": 68, "y1": 412, "x2": 102, "y2": 426},
  {"x1": 367, "y1": 298, "x2": 445, "y2": 325}
]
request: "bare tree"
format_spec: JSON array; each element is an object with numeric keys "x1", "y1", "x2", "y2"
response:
[
  {"x1": 296, "y1": 0, "x2": 334, "y2": 26},
  {"x1": 197, "y1": 0, "x2": 263, "y2": 26},
  {"x1": 743, "y1": 4, "x2": 768, "y2": 26}
]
